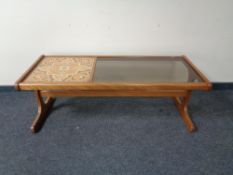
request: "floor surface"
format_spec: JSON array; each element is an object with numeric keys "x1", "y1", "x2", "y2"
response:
[{"x1": 0, "y1": 91, "x2": 232, "y2": 175}]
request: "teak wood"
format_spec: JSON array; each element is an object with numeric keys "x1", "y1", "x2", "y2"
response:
[
  {"x1": 15, "y1": 55, "x2": 212, "y2": 133},
  {"x1": 31, "y1": 91, "x2": 55, "y2": 133}
]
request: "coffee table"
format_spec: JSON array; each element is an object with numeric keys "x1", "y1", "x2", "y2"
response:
[{"x1": 15, "y1": 55, "x2": 211, "y2": 133}]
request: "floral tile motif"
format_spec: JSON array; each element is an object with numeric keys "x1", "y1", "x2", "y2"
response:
[{"x1": 24, "y1": 56, "x2": 96, "y2": 83}]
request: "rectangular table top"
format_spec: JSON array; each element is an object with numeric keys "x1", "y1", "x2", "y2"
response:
[{"x1": 16, "y1": 55, "x2": 211, "y2": 91}]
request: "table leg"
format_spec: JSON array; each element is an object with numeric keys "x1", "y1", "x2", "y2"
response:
[
  {"x1": 173, "y1": 91, "x2": 196, "y2": 132},
  {"x1": 31, "y1": 90, "x2": 56, "y2": 133}
]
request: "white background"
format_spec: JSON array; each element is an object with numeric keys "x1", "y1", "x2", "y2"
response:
[{"x1": 0, "y1": 0, "x2": 233, "y2": 85}]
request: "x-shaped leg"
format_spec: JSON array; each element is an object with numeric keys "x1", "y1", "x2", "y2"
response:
[{"x1": 173, "y1": 91, "x2": 196, "y2": 132}]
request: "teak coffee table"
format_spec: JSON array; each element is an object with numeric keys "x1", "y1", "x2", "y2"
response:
[{"x1": 15, "y1": 55, "x2": 211, "y2": 133}]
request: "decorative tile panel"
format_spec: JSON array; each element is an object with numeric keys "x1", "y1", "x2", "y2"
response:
[{"x1": 24, "y1": 56, "x2": 96, "y2": 83}]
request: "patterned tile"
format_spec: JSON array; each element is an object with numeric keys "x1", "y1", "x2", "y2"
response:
[{"x1": 24, "y1": 56, "x2": 96, "y2": 83}]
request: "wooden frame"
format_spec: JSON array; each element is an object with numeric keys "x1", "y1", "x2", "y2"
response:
[
  {"x1": 15, "y1": 55, "x2": 212, "y2": 133},
  {"x1": 16, "y1": 55, "x2": 211, "y2": 91}
]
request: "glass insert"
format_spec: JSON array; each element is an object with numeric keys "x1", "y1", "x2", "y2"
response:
[{"x1": 94, "y1": 57, "x2": 202, "y2": 83}]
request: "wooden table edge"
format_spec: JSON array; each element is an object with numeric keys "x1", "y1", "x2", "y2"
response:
[
  {"x1": 17, "y1": 82, "x2": 211, "y2": 91},
  {"x1": 15, "y1": 55, "x2": 45, "y2": 90},
  {"x1": 182, "y1": 55, "x2": 212, "y2": 90}
]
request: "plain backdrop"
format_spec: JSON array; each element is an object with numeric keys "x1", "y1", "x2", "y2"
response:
[{"x1": 0, "y1": 0, "x2": 233, "y2": 85}]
